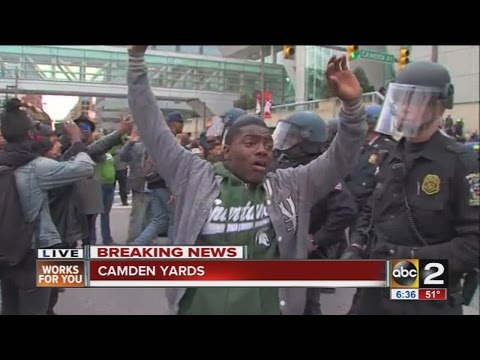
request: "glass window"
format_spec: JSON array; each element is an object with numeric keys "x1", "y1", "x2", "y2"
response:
[
  {"x1": 305, "y1": 46, "x2": 343, "y2": 100},
  {"x1": 151, "y1": 45, "x2": 176, "y2": 52},
  {"x1": 179, "y1": 46, "x2": 201, "y2": 54},
  {"x1": 202, "y1": 46, "x2": 222, "y2": 57}
]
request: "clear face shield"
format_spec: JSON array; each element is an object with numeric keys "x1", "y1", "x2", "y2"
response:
[
  {"x1": 272, "y1": 121, "x2": 304, "y2": 151},
  {"x1": 376, "y1": 83, "x2": 444, "y2": 138}
]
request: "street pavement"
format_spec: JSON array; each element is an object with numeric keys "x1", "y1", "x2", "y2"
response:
[
  {"x1": 55, "y1": 206, "x2": 170, "y2": 315},
  {"x1": 112, "y1": 189, "x2": 131, "y2": 209}
]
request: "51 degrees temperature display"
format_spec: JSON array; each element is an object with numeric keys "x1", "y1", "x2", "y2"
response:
[
  {"x1": 418, "y1": 288, "x2": 447, "y2": 301},
  {"x1": 390, "y1": 289, "x2": 419, "y2": 300}
]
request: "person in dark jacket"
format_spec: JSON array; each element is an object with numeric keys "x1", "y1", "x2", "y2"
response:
[
  {"x1": 134, "y1": 112, "x2": 184, "y2": 245},
  {"x1": 342, "y1": 61, "x2": 479, "y2": 315},
  {"x1": 49, "y1": 119, "x2": 132, "y2": 247},
  {"x1": 344, "y1": 104, "x2": 397, "y2": 217},
  {"x1": 59, "y1": 115, "x2": 132, "y2": 245},
  {"x1": 36, "y1": 118, "x2": 130, "y2": 314},
  {"x1": 0, "y1": 99, "x2": 94, "y2": 315},
  {"x1": 341, "y1": 105, "x2": 397, "y2": 314},
  {"x1": 270, "y1": 111, "x2": 357, "y2": 315}
]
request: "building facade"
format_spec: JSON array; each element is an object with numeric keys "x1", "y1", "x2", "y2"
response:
[{"x1": 398, "y1": 46, "x2": 479, "y2": 133}]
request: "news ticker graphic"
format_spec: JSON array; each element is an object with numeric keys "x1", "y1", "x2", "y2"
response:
[{"x1": 36, "y1": 247, "x2": 448, "y2": 300}]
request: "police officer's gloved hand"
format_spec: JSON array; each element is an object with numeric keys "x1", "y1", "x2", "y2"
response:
[
  {"x1": 371, "y1": 242, "x2": 412, "y2": 259},
  {"x1": 340, "y1": 244, "x2": 364, "y2": 259}
]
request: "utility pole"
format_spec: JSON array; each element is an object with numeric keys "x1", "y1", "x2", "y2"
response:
[
  {"x1": 14, "y1": 66, "x2": 19, "y2": 97},
  {"x1": 260, "y1": 45, "x2": 265, "y2": 120},
  {"x1": 195, "y1": 115, "x2": 199, "y2": 139},
  {"x1": 431, "y1": 46, "x2": 439, "y2": 62},
  {"x1": 203, "y1": 101, "x2": 207, "y2": 130}
]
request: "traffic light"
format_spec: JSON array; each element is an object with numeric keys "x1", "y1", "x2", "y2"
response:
[
  {"x1": 346, "y1": 45, "x2": 359, "y2": 60},
  {"x1": 399, "y1": 47, "x2": 410, "y2": 70},
  {"x1": 283, "y1": 45, "x2": 295, "y2": 59}
]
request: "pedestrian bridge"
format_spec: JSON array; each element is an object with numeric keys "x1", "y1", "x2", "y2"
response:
[{"x1": 0, "y1": 46, "x2": 287, "y2": 114}]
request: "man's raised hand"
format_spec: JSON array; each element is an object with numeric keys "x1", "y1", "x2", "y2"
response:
[{"x1": 325, "y1": 55, "x2": 362, "y2": 102}]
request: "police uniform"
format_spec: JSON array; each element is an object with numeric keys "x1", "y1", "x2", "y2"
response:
[
  {"x1": 309, "y1": 180, "x2": 357, "y2": 256},
  {"x1": 271, "y1": 111, "x2": 358, "y2": 315},
  {"x1": 345, "y1": 134, "x2": 396, "y2": 214},
  {"x1": 353, "y1": 130, "x2": 479, "y2": 315}
]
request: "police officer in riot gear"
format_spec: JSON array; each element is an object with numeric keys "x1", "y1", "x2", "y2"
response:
[
  {"x1": 272, "y1": 111, "x2": 357, "y2": 315},
  {"x1": 345, "y1": 104, "x2": 397, "y2": 216},
  {"x1": 343, "y1": 61, "x2": 479, "y2": 315},
  {"x1": 272, "y1": 111, "x2": 329, "y2": 168},
  {"x1": 221, "y1": 108, "x2": 248, "y2": 145},
  {"x1": 199, "y1": 108, "x2": 247, "y2": 161},
  {"x1": 342, "y1": 105, "x2": 397, "y2": 314}
]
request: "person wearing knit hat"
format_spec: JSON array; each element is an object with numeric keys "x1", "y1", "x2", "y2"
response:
[
  {"x1": 165, "y1": 111, "x2": 184, "y2": 136},
  {"x1": 74, "y1": 115, "x2": 96, "y2": 143}
]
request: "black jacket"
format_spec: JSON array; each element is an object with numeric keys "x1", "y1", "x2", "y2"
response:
[
  {"x1": 345, "y1": 134, "x2": 396, "y2": 212},
  {"x1": 49, "y1": 133, "x2": 123, "y2": 245},
  {"x1": 354, "y1": 131, "x2": 479, "y2": 281},
  {"x1": 309, "y1": 181, "x2": 357, "y2": 249}
]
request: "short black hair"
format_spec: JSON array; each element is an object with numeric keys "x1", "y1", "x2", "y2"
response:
[
  {"x1": 0, "y1": 98, "x2": 35, "y2": 143},
  {"x1": 224, "y1": 114, "x2": 268, "y2": 145}
]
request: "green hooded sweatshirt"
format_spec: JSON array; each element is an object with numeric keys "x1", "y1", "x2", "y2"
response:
[
  {"x1": 95, "y1": 152, "x2": 116, "y2": 184},
  {"x1": 178, "y1": 162, "x2": 281, "y2": 315}
]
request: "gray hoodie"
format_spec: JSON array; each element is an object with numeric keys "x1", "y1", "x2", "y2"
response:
[{"x1": 127, "y1": 52, "x2": 367, "y2": 315}]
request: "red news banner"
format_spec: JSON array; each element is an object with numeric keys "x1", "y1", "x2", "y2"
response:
[{"x1": 36, "y1": 246, "x2": 386, "y2": 288}]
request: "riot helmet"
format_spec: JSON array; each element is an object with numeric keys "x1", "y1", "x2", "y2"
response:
[
  {"x1": 272, "y1": 111, "x2": 328, "y2": 157},
  {"x1": 376, "y1": 61, "x2": 454, "y2": 138},
  {"x1": 220, "y1": 108, "x2": 248, "y2": 145}
]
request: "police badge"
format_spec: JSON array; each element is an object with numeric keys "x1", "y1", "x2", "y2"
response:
[
  {"x1": 421, "y1": 174, "x2": 440, "y2": 195},
  {"x1": 368, "y1": 154, "x2": 378, "y2": 165}
]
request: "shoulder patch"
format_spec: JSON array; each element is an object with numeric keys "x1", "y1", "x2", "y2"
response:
[
  {"x1": 466, "y1": 173, "x2": 480, "y2": 206},
  {"x1": 334, "y1": 182, "x2": 342, "y2": 191}
]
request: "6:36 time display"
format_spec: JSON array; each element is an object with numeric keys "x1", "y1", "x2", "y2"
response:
[{"x1": 390, "y1": 289, "x2": 419, "y2": 300}]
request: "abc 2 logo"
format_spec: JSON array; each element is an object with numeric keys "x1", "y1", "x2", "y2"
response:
[{"x1": 390, "y1": 259, "x2": 448, "y2": 289}]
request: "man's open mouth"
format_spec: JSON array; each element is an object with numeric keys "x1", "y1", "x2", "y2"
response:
[{"x1": 252, "y1": 160, "x2": 267, "y2": 171}]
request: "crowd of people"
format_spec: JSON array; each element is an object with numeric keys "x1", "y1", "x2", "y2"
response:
[
  {"x1": 0, "y1": 46, "x2": 478, "y2": 315},
  {"x1": 442, "y1": 114, "x2": 479, "y2": 143}
]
